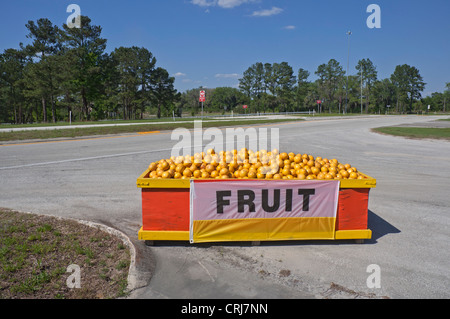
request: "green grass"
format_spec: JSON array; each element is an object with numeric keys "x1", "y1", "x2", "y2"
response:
[
  {"x1": 0, "y1": 209, "x2": 131, "y2": 299},
  {"x1": 0, "y1": 118, "x2": 302, "y2": 142},
  {"x1": 372, "y1": 126, "x2": 450, "y2": 140}
]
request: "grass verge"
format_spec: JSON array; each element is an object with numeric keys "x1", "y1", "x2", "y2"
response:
[
  {"x1": 372, "y1": 126, "x2": 450, "y2": 140},
  {"x1": 0, "y1": 118, "x2": 302, "y2": 142},
  {"x1": 0, "y1": 208, "x2": 131, "y2": 299}
]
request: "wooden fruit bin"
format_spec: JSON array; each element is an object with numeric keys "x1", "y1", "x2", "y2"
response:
[{"x1": 137, "y1": 169, "x2": 376, "y2": 244}]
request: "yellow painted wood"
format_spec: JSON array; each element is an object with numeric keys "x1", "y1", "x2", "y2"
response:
[
  {"x1": 335, "y1": 229, "x2": 372, "y2": 240},
  {"x1": 137, "y1": 168, "x2": 376, "y2": 189},
  {"x1": 339, "y1": 173, "x2": 377, "y2": 189},
  {"x1": 138, "y1": 228, "x2": 190, "y2": 241},
  {"x1": 137, "y1": 228, "x2": 373, "y2": 242}
]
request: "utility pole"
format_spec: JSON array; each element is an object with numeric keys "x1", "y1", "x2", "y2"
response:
[
  {"x1": 361, "y1": 66, "x2": 363, "y2": 114},
  {"x1": 345, "y1": 31, "x2": 352, "y2": 115}
]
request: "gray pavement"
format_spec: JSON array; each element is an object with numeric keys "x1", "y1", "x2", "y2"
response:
[{"x1": 0, "y1": 115, "x2": 449, "y2": 299}]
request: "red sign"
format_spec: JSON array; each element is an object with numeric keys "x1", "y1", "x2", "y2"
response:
[
  {"x1": 316, "y1": 100, "x2": 322, "y2": 104},
  {"x1": 243, "y1": 105, "x2": 248, "y2": 109},
  {"x1": 199, "y1": 91, "x2": 206, "y2": 102}
]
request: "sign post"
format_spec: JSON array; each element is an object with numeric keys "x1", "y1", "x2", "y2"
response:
[
  {"x1": 316, "y1": 100, "x2": 322, "y2": 114},
  {"x1": 199, "y1": 90, "x2": 206, "y2": 119}
]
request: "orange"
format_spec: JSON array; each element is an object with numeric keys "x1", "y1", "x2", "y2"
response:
[
  {"x1": 311, "y1": 167, "x2": 320, "y2": 175},
  {"x1": 193, "y1": 170, "x2": 201, "y2": 178},
  {"x1": 210, "y1": 170, "x2": 219, "y2": 178},
  {"x1": 162, "y1": 171, "x2": 170, "y2": 179},
  {"x1": 160, "y1": 161, "x2": 170, "y2": 171},
  {"x1": 149, "y1": 171, "x2": 158, "y2": 178},
  {"x1": 220, "y1": 168, "x2": 229, "y2": 176},
  {"x1": 174, "y1": 172, "x2": 182, "y2": 179},
  {"x1": 199, "y1": 171, "x2": 208, "y2": 179},
  {"x1": 183, "y1": 169, "x2": 192, "y2": 177},
  {"x1": 248, "y1": 171, "x2": 257, "y2": 179},
  {"x1": 239, "y1": 169, "x2": 249, "y2": 178},
  {"x1": 340, "y1": 170, "x2": 350, "y2": 178}
]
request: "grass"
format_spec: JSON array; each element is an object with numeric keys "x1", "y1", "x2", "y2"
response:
[
  {"x1": 0, "y1": 118, "x2": 302, "y2": 142},
  {"x1": 372, "y1": 126, "x2": 450, "y2": 140},
  {"x1": 0, "y1": 209, "x2": 131, "y2": 299}
]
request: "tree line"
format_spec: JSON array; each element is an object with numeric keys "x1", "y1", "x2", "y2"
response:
[
  {"x1": 0, "y1": 16, "x2": 178, "y2": 124},
  {"x1": 1, "y1": 16, "x2": 448, "y2": 124},
  {"x1": 179, "y1": 60, "x2": 448, "y2": 116}
]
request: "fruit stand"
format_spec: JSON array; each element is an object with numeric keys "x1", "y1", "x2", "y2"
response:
[{"x1": 136, "y1": 150, "x2": 376, "y2": 244}]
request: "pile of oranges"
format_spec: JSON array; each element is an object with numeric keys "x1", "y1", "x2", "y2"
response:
[{"x1": 147, "y1": 148, "x2": 367, "y2": 180}]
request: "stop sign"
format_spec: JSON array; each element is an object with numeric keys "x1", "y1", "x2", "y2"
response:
[{"x1": 199, "y1": 91, "x2": 206, "y2": 102}]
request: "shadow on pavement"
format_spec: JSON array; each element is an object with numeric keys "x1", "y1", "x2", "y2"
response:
[{"x1": 143, "y1": 209, "x2": 400, "y2": 248}]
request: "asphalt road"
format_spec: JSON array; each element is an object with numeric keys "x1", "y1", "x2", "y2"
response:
[{"x1": 1, "y1": 115, "x2": 449, "y2": 299}]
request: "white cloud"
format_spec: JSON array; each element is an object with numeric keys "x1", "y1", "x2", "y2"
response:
[
  {"x1": 174, "y1": 72, "x2": 187, "y2": 77},
  {"x1": 284, "y1": 25, "x2": 296, "y2": 30},
  {"x1": 251, "y1": 6, "x2": 283, "y2": 17},
  {"x1": 215, "y1": 73, "x2": 241, "y2": 79},
  {"x1": 191, "y1": 0, "x2": 216, "y2": 7},
  {"x1": 191, "y1": 0, "x2": 258, "y2": 9}
]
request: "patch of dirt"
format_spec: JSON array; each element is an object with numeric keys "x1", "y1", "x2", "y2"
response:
[{"x1": 0, "y1": 209, "x2": 131, "y2": 299}]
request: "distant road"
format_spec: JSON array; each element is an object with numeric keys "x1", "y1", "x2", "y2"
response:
[{"x1": 0, "y1": 114, "x2": 303, "y2": 133}]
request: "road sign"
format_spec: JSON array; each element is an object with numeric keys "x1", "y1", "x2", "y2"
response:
[
  {"x1": 199, "y1": 91, "x2": 206, "y2": 102},
  {"x1": 243, "y1": 105, "x2": 248, "y2": 109},
  {"x1": 316, "y1": 100, "x2": 322, "y2": 104}
]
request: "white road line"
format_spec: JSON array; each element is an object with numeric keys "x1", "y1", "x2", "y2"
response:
[{"x1": 0, "y1": 148, "x2": 173, "y2": 170}]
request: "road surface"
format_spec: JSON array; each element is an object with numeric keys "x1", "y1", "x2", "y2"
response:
[{"x1": 1, "y1": 115, "x2": 449, "y2": 299}]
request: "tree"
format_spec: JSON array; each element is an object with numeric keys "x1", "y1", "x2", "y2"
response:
[
  {"x1": 272, "y1": 62, "x2": 296, "y2": 111},
  {"x1": 315, "y1": 59, "x2": 345, "y2": 112},
  {"x1": 136, "y1": 47, "x2": 157, "y2": 119},
  {"x1": 61, "y1": 16, "x2": 107, "y2": 120},
  {"x1": 150, "y1": 67, "x2": 178, "y2": 118},
  {"x1": 111, "y1": 47, "x2": 140, "y2": 119},
  {"x1": 390, "y1": 64, "x2": 426, "y2": 113},
  {"x1": 0, "y1": 48, "x2": 27, "y2": 123},
  {"x1": 371, "y1": 78, "x2": 396, "y2": 113},
  {"x1": 209, "y1": 87, "x2": 245, "y2": 113},
  {"x1": 24, "y1": 18, "x2": 60, "y2": 122},
  {"x1": 356, "y1": 58, "x2": 378, "y2": 113},
  {"x1": 295, "y1": 68, "x2": 310, "y2": 110}
]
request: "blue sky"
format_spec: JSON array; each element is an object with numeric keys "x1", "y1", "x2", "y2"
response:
[{"x1": 1, "y1": 0, "x2": 449, "y2": 96}]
